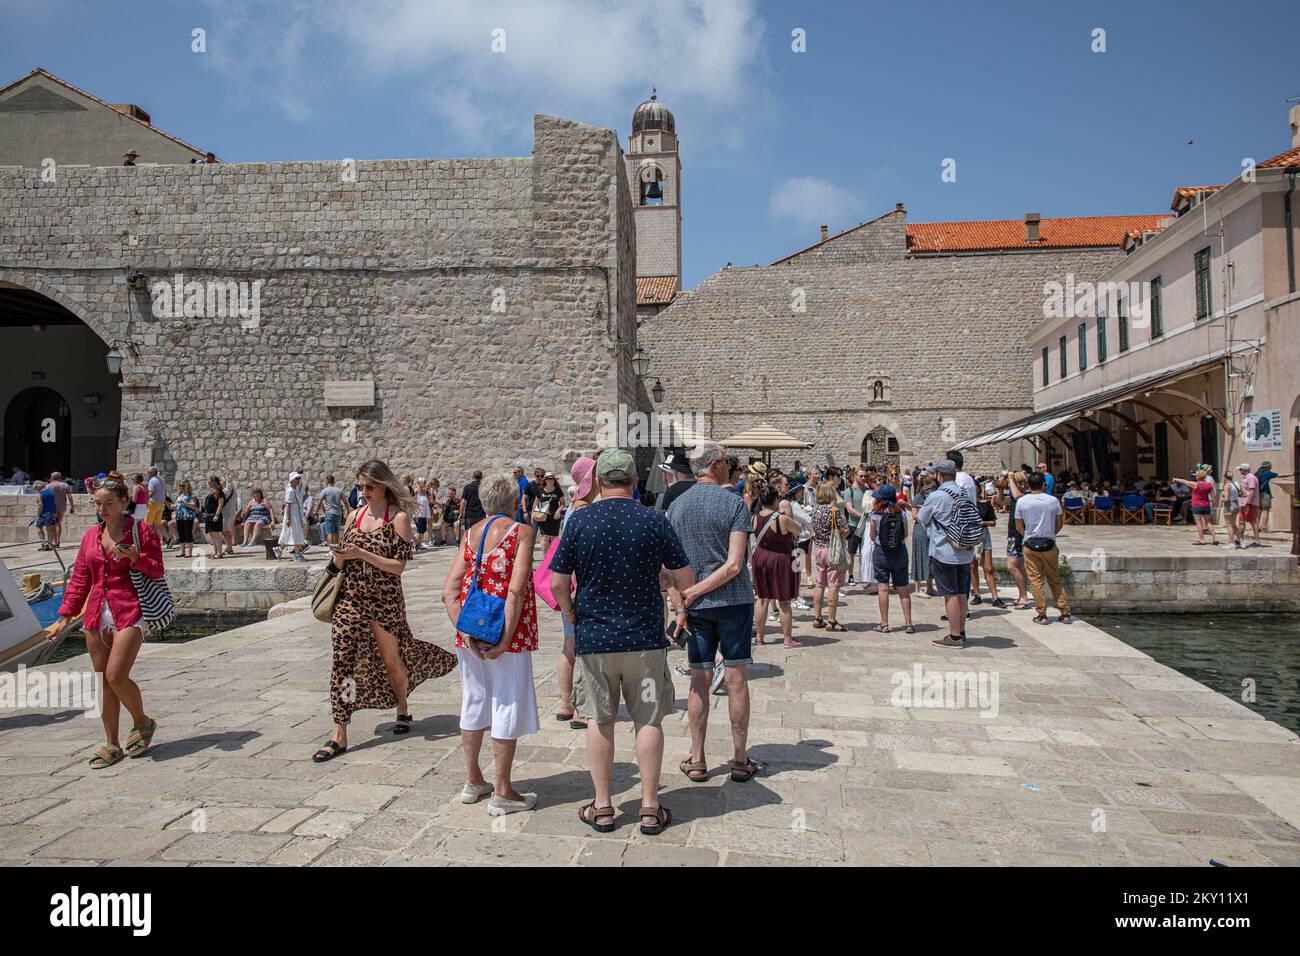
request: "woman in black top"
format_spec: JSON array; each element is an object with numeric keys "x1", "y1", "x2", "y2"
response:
[
  {"x1": 972, "y1": 486, "x2": 1005, "y2": 607},
  {"x1": 531, "y1": 474, "x2": 566, "y2": 550},
  {"x1": 204, "y1": 476, "x2": 227, "y2": 560}
]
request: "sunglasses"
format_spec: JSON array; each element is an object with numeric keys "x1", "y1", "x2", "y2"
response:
[
  {"x1": 95, "y1": 479, "x2": 121, "y2": 489},
  {"x1": 357, "y1": 482, "x2": 377, "y2": 492}
]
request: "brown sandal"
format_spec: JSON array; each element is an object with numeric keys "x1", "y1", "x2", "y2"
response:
[
  {"x1": 729, "y1": 757, "x2": 761, "y2": 782},
  {"x1": 639, "y1": 805, "x2": 672, "y2": 835},
  {"x1": 578, "y1": 801, "x2": 616, "y2": 833},
  {"x1": 679, "y1": 757, "x2": 708, "y2": 782},
  {"x1": 826, "y1": 621, "x2": 846, "y2": 632},
  {"x1": 812, "y1": 618, "x2": 827, "y2": 629}
]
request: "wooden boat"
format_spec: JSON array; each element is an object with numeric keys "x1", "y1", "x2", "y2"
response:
[{"x1": 0, "y1": 556, "x2": 83, "y2": 672}]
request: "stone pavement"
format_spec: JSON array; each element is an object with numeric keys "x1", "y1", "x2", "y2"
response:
[{"x1": 2, "y1": 544, "x2": 1298, "y2": 867}]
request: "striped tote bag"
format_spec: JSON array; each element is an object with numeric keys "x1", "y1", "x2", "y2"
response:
[{"x1": 129, "y1": 518, "x2": 176, "y2": 631}]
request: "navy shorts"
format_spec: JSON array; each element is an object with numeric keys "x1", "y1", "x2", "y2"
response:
[
  {"x1": 685, "y1": 603, "x2": 753, "y2": 670},
  {"x1": 931, "y1": 559, "x2": 971, "y2": 597},
  {"x1": 322, "y1": 514, "x2": 341, "y2": 535},
  {"x1": 873, "y1": 547, "x2": 909, "y2": 587},
  {"x1": 1191, "y1": 506, "x2": 1211, "y2": 517},
  {"x1": 415, "y1": 517, "x2": 428, "y2": 534}
]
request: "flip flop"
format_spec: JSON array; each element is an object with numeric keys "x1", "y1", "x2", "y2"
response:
[{"x1": 312, "y1": 739, "x2": 347, "y2": 762}]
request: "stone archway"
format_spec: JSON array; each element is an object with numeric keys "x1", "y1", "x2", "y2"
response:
[
  {"x1": 0, "y1": 275, "x2": 123, "y2": 479},
  {"x1": 854, "y1": 413, "x2": 910, "y2": 467}
]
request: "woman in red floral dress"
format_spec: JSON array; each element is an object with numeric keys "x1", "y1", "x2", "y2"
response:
[{"x1": 440, "y1": 473, "x2": 540, "y2": 816}]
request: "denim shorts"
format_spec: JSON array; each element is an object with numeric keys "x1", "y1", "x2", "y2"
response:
[
  {"x1": 322, "y1": 514, "x2": 341, "y2": 535},
  {"x1": 931, "y1": 559, "x2": 972, "y2": 597},
  {"x1": 1191, "y1": 505, "x2": 1211, "y2": 517},
  {"x1": 685, "y1": 603, "x2": 753, "y2": 670},
  {"x1": 873, "y1": 547, "x2": 909, "y2": 587}
]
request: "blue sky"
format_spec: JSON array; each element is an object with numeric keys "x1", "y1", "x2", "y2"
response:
[{"x1": 2, "y1": 0, "x2": 1295, "y2": 288}]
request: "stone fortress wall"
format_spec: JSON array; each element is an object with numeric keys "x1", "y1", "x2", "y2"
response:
[
  {"x1": 639, "y1": 213, "x2": 1124, "y2": 474},
  {"x1": 0, "y1": 115, "x2": 640, "y2": 488}
]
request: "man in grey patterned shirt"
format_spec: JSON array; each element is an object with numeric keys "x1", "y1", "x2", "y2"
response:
[{"x1": 667, "y1": 441, "x2": 761, "y2": 784}]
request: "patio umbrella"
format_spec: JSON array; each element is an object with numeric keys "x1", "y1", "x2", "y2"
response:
[{"x1": 720, "y1": 423, "x2": 812, "y2": 466}]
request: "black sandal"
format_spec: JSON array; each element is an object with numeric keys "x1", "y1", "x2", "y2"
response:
[
  {"x1": 393, "y1": 714, "x2": 413, "y2": 735},
  {"x1": 312, "y1": 740, "x2": 347, "y2": 762},
  {"x1": 579, "y1": 801, "x2": 616, "y2": 833},
  {"x1": 639, "y1": 805, "x2": 672, "y2": 835}
]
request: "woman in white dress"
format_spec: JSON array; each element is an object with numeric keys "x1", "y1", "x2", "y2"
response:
[
  {"x1": 857, "y1": 475, "x2": 879, "y2": 586},
  {"x1": 221, "y1": 478, "x2": 239, "y2": 556},
  {"x1": 278, "y1": 471, "x2": 307, "y2": 561}
]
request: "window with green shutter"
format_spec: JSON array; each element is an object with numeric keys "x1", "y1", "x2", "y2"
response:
[
  {"x1": 1150, "y1": 275, "x2": 1163, "y2": 338},
  {"x1": 1194, "y1": 247, "x2": 1212, "y2": 321},
  {"x1": 1119, "y1": 296, "x2": 1129, "y2": 352},
  {"x1": 1097, "y1": 314, "x2": 1107, "y2": 362},
  {"x1": 1078, "y1": 322, "x2": 1087, "y2": 371},
  {"x1": 1042, "y1": 346, "x2": 1049, "y2": 386},
  {"x1": 1059, "y1": 335, "x2": 1067, "y2": 377}
]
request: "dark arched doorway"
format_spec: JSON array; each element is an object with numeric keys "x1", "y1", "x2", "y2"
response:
[
  {"x1": 861, "y1": 425, "x2": 900, "y2": 470},
  {"x1": 4, "y1": 387, "x2": 70, "y2": 479},
  {"x1": 0, "y1": 282, "x2": 120, "y2": 481}
]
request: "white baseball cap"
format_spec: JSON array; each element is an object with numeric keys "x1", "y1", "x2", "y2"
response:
[
  {"x1": 289, "y1": 471, "x2": 302, "y2": 480},
  {"x1": 1237, "y1": 463, "x2": 1250, "y2": 471}
]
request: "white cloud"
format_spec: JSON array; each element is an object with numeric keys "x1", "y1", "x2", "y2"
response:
[
  {"x1": 203, "y1": 0, "x2": 766, "y2": 150},
  {"x1": 768, "y1": 176, "x2": 867, "y2": 233}
]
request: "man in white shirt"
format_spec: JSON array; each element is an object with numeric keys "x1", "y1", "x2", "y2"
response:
[{"x1": 1014, "y1": 473, "x2": 1072, "y2": 624}]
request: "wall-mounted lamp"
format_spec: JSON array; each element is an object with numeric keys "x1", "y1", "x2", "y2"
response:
[
  {"x1": 105, "y1": 347, "x2": 124, "y2": 376},
  {"x1": 651, "y1": 379, "x2": 665, "y2": 403},
  {"x1": 632, "y1": 347, "x2": 651, "y2": 379}
]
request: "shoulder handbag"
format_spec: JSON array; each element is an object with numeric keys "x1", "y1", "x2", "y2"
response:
[
  {"x1": 826, "y1": 506, "x2": 852, "y2": 572},
  {"x1": 456, "y1": 515, "x2": 510, "y2": 646},
  {"x1": 129, "y1": 518, "x2": 176, "y2": 631},
  {"x1": 312, "y1": 561, "x2": 345, "y2": 622}
]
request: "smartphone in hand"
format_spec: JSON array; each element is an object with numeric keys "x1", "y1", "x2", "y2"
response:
[{"x1": 666, "y1": 620, "x2": 690, "y2": 648}]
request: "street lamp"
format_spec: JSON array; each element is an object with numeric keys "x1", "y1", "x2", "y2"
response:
[
  {"x1": 651, "y1": 379, "x2": 665, "y2": 403},
  {"x1": 105, "y1": 346, "x2": 124, "y2": 376},
  {"x1": 631, "y1": 347, "x2": 651, "y2": 378}
]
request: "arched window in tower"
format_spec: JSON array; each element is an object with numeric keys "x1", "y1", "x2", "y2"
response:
[{"x1": 639, "y1": 163, "x2": 664, "y2": 206}]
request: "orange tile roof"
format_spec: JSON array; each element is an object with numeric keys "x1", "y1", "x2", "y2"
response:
[
  {"x1": 904, "y1": 215, "x2": 1167, "y2": 253},
  {"x1": 636, "y1": 276, "x2": 678, "y2": 305},
  {"x1": 0, "y1": 67, "x2": 213, "y2": 160},
  {"x1": 1258, "y1": 143, "x2": 1300, "y2": 169},
  {"x1": 1169, "y1": 185, "x2": 1223, "y2": 210}
]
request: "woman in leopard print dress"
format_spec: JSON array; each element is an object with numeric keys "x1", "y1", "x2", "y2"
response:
[{"x1": 313, "y1": 460, "x2": 456, "y2": 762}]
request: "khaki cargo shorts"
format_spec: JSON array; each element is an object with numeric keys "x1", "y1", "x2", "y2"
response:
[{"x1": 573, "y1": 648, "x2": 675, "y2": 727}]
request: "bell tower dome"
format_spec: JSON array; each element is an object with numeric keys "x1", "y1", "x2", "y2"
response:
[{"x1": 626, "y1": 89, "x2": 681, "y2": 319}]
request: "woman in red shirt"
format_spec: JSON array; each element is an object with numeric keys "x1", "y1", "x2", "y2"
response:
[
  {"x1": 441, "y1": 473, "x2": 540, "y2": 817},
  {"x1": 1172, "y1": 470, "x2": 1218, "y2": 546},
  {"x1": 54, "y1": 470, "x2": 163, "y2": 767}
]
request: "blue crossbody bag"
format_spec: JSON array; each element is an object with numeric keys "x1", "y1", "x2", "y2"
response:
[{"x1": 456, "y1": 514, "x2": 510, "y2": 645}]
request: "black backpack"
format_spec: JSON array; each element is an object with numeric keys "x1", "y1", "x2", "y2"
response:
[{"x1": 878, "y1": 509, "x2": 907, "y2": 551}]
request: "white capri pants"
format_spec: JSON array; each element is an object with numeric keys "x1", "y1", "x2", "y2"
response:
[{"x1": 456, "y1": 647, "x2": 540, "y2": 741}]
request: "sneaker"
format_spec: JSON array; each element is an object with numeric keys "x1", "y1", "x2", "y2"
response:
[
  {"x1": 460, "y1": 782, "x2": 492, "y2": 804},
  {"x1": 970, "y1": 594, "x2": 983, "y2": 605},
  {"x1": 932, "y1": 635, "x2": 967, "y2": 648},
  {"x1": 487, "y1": 792, "x2": 538, "y2": 815},
  {"x1": 295, "y1": 554, "x2": 306, "y2": 562},
  {"x1": 710, "y1": 666, "x2": 727, "y2": 695},
  {"x1": 793, "y1": 597, "x2": 812, "y2": 610},
  {"x1": 674, "y1": 664, "x2": 691, "y2": 678},
  {"x1": 768, "y1": 609, "x2": 779, "y2": 623},
  {"x1": 991, "y1": 598, "x2": 1008, "y2": 609}
]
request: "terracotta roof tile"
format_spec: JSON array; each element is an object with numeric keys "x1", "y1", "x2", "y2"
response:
[
  {"x1": 904, "y1": 215, "x2": 1167, "y2": 253},
  {"x1": 636, "y1": 276, "x2": 678, "y2": 305},
  {"x1": 1258, "y1": 144, "x2": 1300, "y2": 169}
]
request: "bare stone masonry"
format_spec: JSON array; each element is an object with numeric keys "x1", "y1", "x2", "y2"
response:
[{"x1": 0, "y1": 114, "x2": 639, "y2": 486}]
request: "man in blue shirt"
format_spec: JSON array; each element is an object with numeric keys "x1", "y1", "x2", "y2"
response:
[
  {"x1": 1038, "y1": 461, "x2": 1056, "y2": 496},
  {"x1": 917, "y1": 459, "x2": 975, "y2": 647},
  {"x1": 551, "y1": 448, "x2": 694, "y2": 836}
]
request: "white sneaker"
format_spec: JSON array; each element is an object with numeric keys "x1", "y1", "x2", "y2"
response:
[
  {"x1": 710, "y1": 665, "x2": 727, "y2": 695},
  {"x1": 768, "y1": 609, "x2": 779, "y2": 623},
  {"x1": 793, "y1": 597, "x2": 812, "y2": 610},
  {"x1": 460, "y1": 782, "x2": 492, "y2": 804},
  {"x1": 487, "y1": 792, "x2": 538, "y2": 815}
]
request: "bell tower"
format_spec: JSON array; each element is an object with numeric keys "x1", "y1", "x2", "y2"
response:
[{"x1": 626, "y1": 90, "x2": 681, "y2": 318}]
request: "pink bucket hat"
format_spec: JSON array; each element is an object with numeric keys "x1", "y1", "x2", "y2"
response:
[{"x1": 570, "y1": 456, "x2": 597, "y2": 499}]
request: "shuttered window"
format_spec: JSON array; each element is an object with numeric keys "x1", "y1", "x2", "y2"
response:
[{"x1": 1194, "y1": 247, "x2": 1212, "y2": 321}]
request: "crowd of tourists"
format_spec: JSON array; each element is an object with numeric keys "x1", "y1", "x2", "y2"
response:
[{"x1": 35, "y1": 442, "x2": 1292, "y2": 835}]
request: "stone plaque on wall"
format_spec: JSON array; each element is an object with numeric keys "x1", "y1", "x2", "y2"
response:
[{"x1": 323, "y1": 379, "x2": 375, "y2": 407}]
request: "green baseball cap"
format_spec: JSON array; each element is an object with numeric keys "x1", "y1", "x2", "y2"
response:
[{"x1": 596, "y1": 448, "x2": 636, "y2": 481}]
